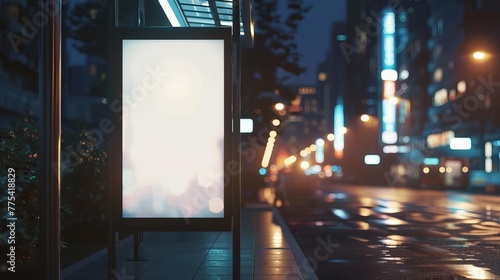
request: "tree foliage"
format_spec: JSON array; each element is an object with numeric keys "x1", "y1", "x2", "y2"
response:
[
  {"x1": 239, "y1": 0, "x2": 310, "y2": 196},
  {"x1": 240, "y1": 0, "x2": 310, "y2": 151},
  {"x1": 60, "y1": 129, "x2": 109, "y2": 227},
  {"x1": 0, "y1": 117, "x2": 109, "y2": 265},
  {"x1": 0, "y1": 117, "x2": 40, "y2": 263},
  {"x1": 242, "y1": 0, "x2": 311, "y2": 102}
]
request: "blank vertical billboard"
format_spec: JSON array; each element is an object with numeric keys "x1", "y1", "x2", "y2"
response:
[{"x1": 112, "y1": 28, "x2": 232, "y2": 231}]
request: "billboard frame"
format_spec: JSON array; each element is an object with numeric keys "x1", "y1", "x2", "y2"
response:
[{"x1": 109, "y1": 27, "x2": 233, "y2": 232}]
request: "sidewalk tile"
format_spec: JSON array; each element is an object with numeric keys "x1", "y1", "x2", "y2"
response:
[{"x1": 61, "y1": 206, "x2": 317, "y2": 280}]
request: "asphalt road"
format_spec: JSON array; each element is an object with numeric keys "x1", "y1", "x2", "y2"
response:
[{"x1": 278, "y1": 181, "x2": 500, "y2": 280}]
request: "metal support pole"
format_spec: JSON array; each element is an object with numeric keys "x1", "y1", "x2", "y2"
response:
[
  {"x1": 108, "y1": 0, "x2": 118, "y2": 278},
  {"x1": 138, "y1": 0, "x2": 145, "y2": 27},
  {"x1": 232, "y1": 0, "x2": 242, "y2": 279},
  {"x1": 108, "y1": 231, "x2": 119, "y2": 278},
  {"x1": 132, "y1": 231, "x2": 145, "y2": 260},
  {"x1": 39, "y1": 0, "x2": 62, "y2": 279}
]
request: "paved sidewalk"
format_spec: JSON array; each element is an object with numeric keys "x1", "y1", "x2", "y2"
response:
[{"x1": 61, "y1": 204, "x2": 318, "y2": 280}]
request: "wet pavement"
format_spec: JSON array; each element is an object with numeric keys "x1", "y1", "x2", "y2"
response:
[{"x1": 278, "y1": 183, "x2": 500, "y2": 279}]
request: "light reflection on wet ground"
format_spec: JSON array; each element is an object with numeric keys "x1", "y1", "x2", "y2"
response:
[
  {"x1": 445, "y1": 264, "x2": 498, "y2": 280},
  {"x1": 279, "y1": 184, "x2": 500, "y2": 279}
]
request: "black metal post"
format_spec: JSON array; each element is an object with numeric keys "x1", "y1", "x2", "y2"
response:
[
  {"x1": 138, "y1": 0, "x2": 145, "y2": 27},
  {"x1": 132, "y1": 231, "x2": 145, "y2": 261},
  {"x1": 39, "y1": 0, "x2": 62, "y2": 279},
  {"x1": 134, "y1": 0, "x2": 146, "y2": 265},
  {"x1": 232, "y1": 0, "x2": 242, "y2": 279},
  {"x1": 108, "y1": 231, "x2": 119, "y2": 278},
  {"x1": 108, "y1": 0, "x2": 118, "y2": 278}
]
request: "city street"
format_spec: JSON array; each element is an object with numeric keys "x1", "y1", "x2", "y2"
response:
[{"x1": 279, "y1": 181, "x2": 500, "y2": 279}]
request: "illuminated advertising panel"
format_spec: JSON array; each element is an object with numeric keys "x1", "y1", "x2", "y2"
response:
[
  {"x1": 333, "y1": 103, "x2": 344, "y2": 159},
  {"x1": 380, "y1": 9, "x2": 398, "y2": 145},
  {"x1": 364, "y1": 155, "x2": 381, "y2": 165},
  {"x1": 240, "y1": 118, "x2": 253, "y2": 133},
  {"x1": 450, "y1": 137, "x2": 472, "y2": 150},
  {"x1": 111, "y1": 28, "x2": 232, "y2": 231}
]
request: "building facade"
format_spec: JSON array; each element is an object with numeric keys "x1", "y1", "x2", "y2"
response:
[
  {"x1": 0, "y1": 0, "x2": 40, "y2": 127},
  {"x1": 0, "y1": 0, "x2": 108, "y2": 130},
  {"x1": 314, "y1": 0, "x2": 500, "y2": 188},
  {"x1": 420, "y1": 0, "x2": 500, "y2": 188}
]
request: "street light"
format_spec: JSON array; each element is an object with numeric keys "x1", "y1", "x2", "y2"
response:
[
  {"x1": 300, "y1": 161, "x2": 310, "y2": 170},
  {"x1": 316, "y1": 139, "x2": 325, "y2": 146},
  {"x1": 275, "y1": 103, "x2": 285, "y2": 111},
  {"x1": 389, "y1": 96, "x2": 399, "y2": 104},
  {"x1": 472, "y1": 51, "x2": 486, "y2": 60},
  {"x1": 318, "y1": 72, "x2": 327, "y2": 82},
  {"x1": 360, "y1": 114, "x2": 378, "y2": 129},
  {"x1": 300, "y1": 150, "x2": 308, "y2": 157}
]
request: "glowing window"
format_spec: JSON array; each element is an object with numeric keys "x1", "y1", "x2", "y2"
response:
[
  {"x1": 433, "y1": 67, "x2": 443, "y2": 82},
  {"x1": 364, "y1": 155, "x2": 381, "y2": 165},
  {"x1": 450, "y1": 137, "x2": 472, "y2": 150},
  {"x1": 400, "y1": 69, "x2": 409, "y2": 80},
  {"x1": 457, "y1": 80, "x2": 466, "y2": 93},
  {"x1": 433, "y1": 88, "x2": 448, "y2": 106}
]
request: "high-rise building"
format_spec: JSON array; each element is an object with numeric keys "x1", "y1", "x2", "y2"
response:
[
  {"x1": 331, "y1": 0, "x2": 499, "y2": 187},
  {"x1": 338, "y1": 0, "x2": 500, "y2": 188},
  {"x1": 0, "y1": 0, "x2": 40, "y2": 127},
  {"x1": 340, "y1": 0, "x2": 392, "y2": 184},
  {"x1": 0, "y1": 1, "x2": 109, "y2": 130},
  {"x1": 421, "y1": 0, "x2": 500, "y2": 188},
  {"x1": 386, "y1": 1, "x2": 432, "y2": 186}
]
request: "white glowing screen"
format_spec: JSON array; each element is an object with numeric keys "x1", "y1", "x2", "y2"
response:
[
  {"x1": 450, "y1": 137, "x2": 471, "y2": 150},
  {"x1": 364, "y1": 155, "x2": 381, "y2": 165},
  {"x1": 122, "y1": 39, "x2": 225, "y2": 218},
  {"x1": 240, "y1": 118, "x2": 253, "y2": 133}
]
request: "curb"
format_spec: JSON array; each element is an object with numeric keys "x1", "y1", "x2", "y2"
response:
[{"x1": 271, "y1": 207, "x2": 320, "y2": 280}]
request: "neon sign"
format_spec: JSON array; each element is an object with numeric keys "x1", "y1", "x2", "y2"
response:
[{"x1": 381, "y1": 10, "x2": 397, "y2": 81}]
